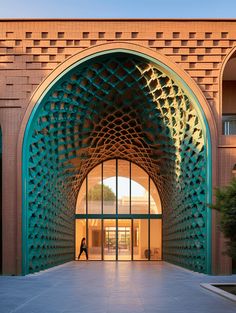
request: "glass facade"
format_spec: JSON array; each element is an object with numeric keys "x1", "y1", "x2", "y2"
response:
[
  {"x1": 88, "y1": 219, "x2": 102, "y2": 260},
  {"x1": 103, "y1": 219, "x2": 116, "y2": 260},
  {"x1": 75, "y1": 159, "x2": 162, "y2": 261},
  {"x1": 131, "y1": 163, "x2": 149, "y2": 214},
  {"x1": 75, "y1": 219, "x2": 86, "y2": 260},
  {"x1": 150, "y1": 219, "x2": 162, "y2": 260},
  {"x1": 103, "y1": 160, "x2": 116, "y2": 214},
  {"x1": 75, "y1": 180, "x2": 86, "y2": 214},
  {"x1": 118, "y1": 160, "x2": 130, "y2": 214},
  {"x1": 133, "y1": 219, "x2": 149, "y2": 260},
  {"x1": 88, "y1": 164, "x2": 102, "y2": 214},
  {"x1": 118, "y1": 219, "x2": 131, "y2": 260}
]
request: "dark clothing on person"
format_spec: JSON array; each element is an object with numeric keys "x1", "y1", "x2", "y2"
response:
[
  {"x1": 78, "y1": 238, "x2": 88, "y2": 260},
  {"x1": 78, "y1": 247, "x2": 88, "y2": 260}
]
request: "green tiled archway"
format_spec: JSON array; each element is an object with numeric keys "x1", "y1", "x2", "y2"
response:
[{"x1": 22, "y1": 51, "x2": 212, "y2": 274}]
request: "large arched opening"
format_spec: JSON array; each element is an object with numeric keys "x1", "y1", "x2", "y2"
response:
[
  {"x1": 221, "y1": 48, "x2": 236, "y2": 135},
  {"x1": 21, "y1": 47, "x2": 212, "y2": 275}
]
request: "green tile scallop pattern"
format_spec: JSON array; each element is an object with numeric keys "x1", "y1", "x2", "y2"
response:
[{"x1": 24, "y1": 53, "x2": 208, "y2": 273}]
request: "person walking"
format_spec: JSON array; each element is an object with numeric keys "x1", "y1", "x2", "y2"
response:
[{"x1": 78, "y1": 237, "x2": 88, "y2": 260}]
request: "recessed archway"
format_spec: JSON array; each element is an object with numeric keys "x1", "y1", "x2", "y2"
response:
[
  {"x1": 21, "y1": 47, "x2": 212, "y2": 274},
  {"x1": 221, "y1": 48, "x2": 236, "y2": 134}
]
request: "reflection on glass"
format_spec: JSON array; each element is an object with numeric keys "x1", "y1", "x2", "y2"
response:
[
  {"x1": 150, "y1": 179, "x2": 162, "y2": 214},
  {"x1": 104, "y1": 219, "x2": 116, "y2": 260},
  {"x1": 150, "y1": 219, "x2": 162, "y2": 260},
  {"x1": 76, "y1": 180, "x2": 86, "y2": 214},
  {"x1": 88, "y1": 219, "x2": 102, "y2": 260},
  {"x1": 133, "y1": 219, "x2": 148, "y2": 260},
  {"x1": 75, "y1": 219, "x2": 86, "y2": 260},
  {"x1": 131, "y1": 163, "x2": 148, "y2": 214},
  {"x1": 103, "y1": 160, "x2": 116, "y2": 214},
  {"x1": 118, "y1": 160, "x2": 130, "y2": 214},
  {"x1": 118, "y1": 219, "x2": 131, "y2": 260},
  {"x1": 88, "y1": 164, "x2": 102, "y2": 214}
]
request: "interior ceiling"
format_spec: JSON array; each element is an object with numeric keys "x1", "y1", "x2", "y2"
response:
[
  {"x1": 47, "y1": 54, "x2": 204, "y2": 200},
  {"x1": 25, "y1": 53, "x2": 208, "y2": 273}
]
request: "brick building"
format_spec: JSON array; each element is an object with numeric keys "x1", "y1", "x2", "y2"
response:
[{"x1": 0, "y1": 19, "x2": 236, "y2": 275}]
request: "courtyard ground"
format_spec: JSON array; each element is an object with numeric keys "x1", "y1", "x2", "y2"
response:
[{"x1": 0, "y1": 261, "x2": 235, "y2": 313}]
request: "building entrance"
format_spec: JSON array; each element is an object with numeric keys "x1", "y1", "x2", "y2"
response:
[
  {"x1": 104, "y1": 220, "x2": 132, "y2": 260},
  {"x1": 75, "y1": 159, "x2": 162, "y2": 261},
  {"x1": 22, "y1": 51, "x2": 210, "y2": 274},
  {"x1": 76, "y1": 218, "x2": 162, "y2": 261}
]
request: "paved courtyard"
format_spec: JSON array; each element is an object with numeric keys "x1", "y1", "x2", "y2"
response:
[{"x1": 0, "y1": 261, "x2": 236, "y2": 313}]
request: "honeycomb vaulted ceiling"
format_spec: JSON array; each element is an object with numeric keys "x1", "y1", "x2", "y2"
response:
[{"x1": 25, "y1": 53, "x2": 208, "y2": 273}]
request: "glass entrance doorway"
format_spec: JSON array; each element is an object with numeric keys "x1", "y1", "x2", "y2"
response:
[
  {"x1": 104, "y1": 219, "x2": 131, "y2": 260},
  {"x1": 118, "y1": 220, "x2": 131, "y2": 260},
  {"x1": 75, "y1": 218, "x2": 162, "y2": 260},
  {"x1": 104, "y1": 219, "x2": 116, "y2": 260},
  {"x1": 75, "y1": 159, "x2": 162, "y2": 261}
]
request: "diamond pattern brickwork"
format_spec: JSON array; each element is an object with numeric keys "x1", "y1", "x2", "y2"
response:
[
  {"x1": 1, "y1": 20, "x2": 235, "y2": 114},
  {"x1": 24, "y1": 53, "x2": 208, "y2": 273}
]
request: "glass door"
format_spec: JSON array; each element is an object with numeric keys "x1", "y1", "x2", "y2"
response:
[
  {"x1": 88, "y1": 219, "x2": 102, "y2": 260},
  {"x1": 133, "y1": 219, "x2": 149, "y2": 260},
  {"x1": 118, "y1": 220, "x2": 131, "y2": 260},
  {"x1": 103, "y1": 219, "x2": 132, "y2": 260},
  {"x1": 103, "y1": 219, "x2": 116, "y2": 260}
]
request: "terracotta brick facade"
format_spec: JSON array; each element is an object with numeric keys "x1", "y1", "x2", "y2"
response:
[{"x1": 0, "y1": 19, "x2": 236, "y2": 274}]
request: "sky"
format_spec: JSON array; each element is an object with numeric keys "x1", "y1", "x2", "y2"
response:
[{"x1": 0, "y1": 0, "x2": 236, "y2": 18}]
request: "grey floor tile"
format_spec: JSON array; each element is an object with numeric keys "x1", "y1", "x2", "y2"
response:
[{"x1": 0, "y1": 262, "x2": 235, "y2": 313}]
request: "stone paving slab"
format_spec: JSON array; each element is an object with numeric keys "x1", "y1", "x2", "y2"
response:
[{"x1": 0, "y1": 261, "x2": 236, "y2": 313}]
